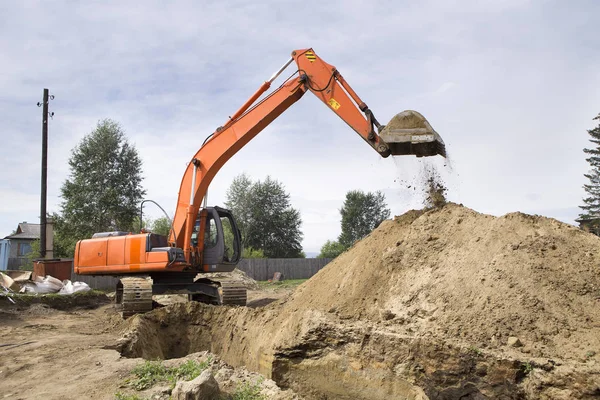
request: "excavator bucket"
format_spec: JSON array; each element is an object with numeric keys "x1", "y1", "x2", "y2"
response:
[{"x1": 379, "y1": 110, "x2": 446, "y2": 158}]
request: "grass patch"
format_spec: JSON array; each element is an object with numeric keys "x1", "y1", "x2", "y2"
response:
[
  {"x1": 3, "y1": 290, "x2": 109, "y2": 308},
  {"x1": 127, "y1": 359, "x2": 210, "y2": 391},
  {"x1": 9, "y1": 289, "x2": 106, "y2": 300},
  {"x1": 115, "y1": 392, "x2": 145, "y2": 400},
  {"x1": 2, "y1": 289, "x2": 109, "y2": 309},
  {"x1": 231, "y1": 380, "x2": 266, "y2": 400},
  {"x1": 521, "y1": 361, "x2": 534, "y2": 375},
  {"x1": 256, "y1": 279, "x2": 307, "y2": 290}
]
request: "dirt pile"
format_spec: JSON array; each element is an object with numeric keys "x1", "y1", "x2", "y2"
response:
[
  {"x1": 286, "y1": 203, "x2": 600, "y2": 360},
  {"x1": 121, "y1": 204, "x2": 600, "y2": 399},
  {"x1": 204, "y1": 268, "x2": 260, "y2": 290},
  {"x1": 384, "y1": 110, "x2": 430, "y2": 131}
]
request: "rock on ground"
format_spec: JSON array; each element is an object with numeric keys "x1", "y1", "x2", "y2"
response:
[{"x1": 171, "y1": 370, "x2": 220, "y2": 400}]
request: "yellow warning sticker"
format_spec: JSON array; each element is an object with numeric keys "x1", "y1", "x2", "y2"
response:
[
  {"x1": 328, "y1": 98, "x2": 341, "y2": 110},
  {"x1": 305, "y1": 51, "x2": 316, "y2": 62}
]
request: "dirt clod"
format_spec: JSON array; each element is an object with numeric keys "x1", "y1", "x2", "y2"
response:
[{"x1": 508, "y1": 337, "x2": 523, "y2": 348}]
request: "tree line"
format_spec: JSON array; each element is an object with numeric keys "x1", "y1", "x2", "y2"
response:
[
  {"x1": 51, "y1": 119, "x2": 391, "y2": 260},
  {"x1": 34, "y1": 110, "x2": 600, "y2": 262}
]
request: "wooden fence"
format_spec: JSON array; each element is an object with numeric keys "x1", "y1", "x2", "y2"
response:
[{"x1": 70, "y1": 258, "x2": 334, "y2": 290}]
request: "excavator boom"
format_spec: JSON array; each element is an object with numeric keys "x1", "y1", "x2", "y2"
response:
[{"x1": 171, "y1": 48, "x2": 446, "y2": 264}]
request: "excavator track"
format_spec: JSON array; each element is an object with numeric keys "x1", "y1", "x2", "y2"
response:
[
  {"x1": 220, "y1": 281, "x2": 247, "y2": 306},
  {"x1": 116, "y1": 277, "x2": 153, "y2": 318}
]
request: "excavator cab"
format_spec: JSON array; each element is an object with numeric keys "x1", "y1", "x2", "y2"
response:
[
  {"x1": 379, "y1": 110, "x2": 446, "y2": 158},
  {"x1": 191, "y1": 206, "x2": 242, "y2": 271}
]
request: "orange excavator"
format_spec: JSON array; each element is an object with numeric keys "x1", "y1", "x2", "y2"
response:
[{"x1": 73, "y1": 48, "x2": 446, "y2": 317}]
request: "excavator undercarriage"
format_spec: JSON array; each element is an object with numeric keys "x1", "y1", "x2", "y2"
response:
[{"x1": 115, "y1": 274, "x2": 247, "y2": 318}]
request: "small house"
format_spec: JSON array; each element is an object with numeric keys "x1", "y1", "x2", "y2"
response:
[{"x1": 2, "y1": 222, "x2": 40, "y2": 270}]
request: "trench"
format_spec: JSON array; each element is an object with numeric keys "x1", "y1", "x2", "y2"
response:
[{"x1": 116, "y1": 302, "x2": 531, "y2": 400}]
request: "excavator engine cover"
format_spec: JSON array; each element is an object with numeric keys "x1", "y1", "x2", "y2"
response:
[{"x1": 379, "y1": 110, "x2": 446, "y2": 158}]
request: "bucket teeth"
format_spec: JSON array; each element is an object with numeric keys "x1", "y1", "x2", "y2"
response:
[{"x1": 379, "y1": 110, "x2": 446, "y2": 158}]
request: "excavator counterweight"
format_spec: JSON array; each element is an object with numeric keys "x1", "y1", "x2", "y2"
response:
[{"x1": 379, "y1": 110, "x2": 447, "y2": 158}]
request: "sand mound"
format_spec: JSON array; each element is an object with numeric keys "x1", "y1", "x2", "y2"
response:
[
  {"x1": 121, "y1": 204, "x2": 600, "y2": 398},
  {"x1": 203, "y1": 268, "x2": 260, "y2": 290},
  {"x1": 286, "y1": 203, "x2": 600, "y2": 360}
]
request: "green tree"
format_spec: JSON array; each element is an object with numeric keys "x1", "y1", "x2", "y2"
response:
[
  {"x1": 242, "y1": 247, "x2": 266, "y2": 258},
  {"x1": 225, "y1": 174, "x2": 303, "y2": 258},
  {"x1": 338, "y1": 190, "x2": 390, "y2": 248},
  {"x1": 221, "y1": 218, "x2": 265, "y2": 259},
  {"x1": 151, "y1": 217, "x2": 172, "y2": 237},
  {"x1": 54, "y1": 119, "x2": 146, "y2": 257},
  {"x1": 580, "y1": 114, "x2": 600, "y2": 226},
  {"x1": 225, "y1": 173, "x2": 253, "y2": 247},
  {"x1": 132, "y1": 215, "x2": 172, "y2": 236},
  {"x1": 317, "y1": 240, "x2": 346, "y2": 259}
]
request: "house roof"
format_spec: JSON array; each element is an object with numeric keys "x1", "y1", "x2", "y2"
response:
[{"x1": 4, "y1": 222, "x2": 41, "y2": 240}]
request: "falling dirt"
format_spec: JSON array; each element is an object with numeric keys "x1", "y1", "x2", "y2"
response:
[
  {"x1": 120, "y1": 204, "x2": 600, "y2": 399},
  {"x1": 392, "y1": 153, "x2": 455, "y2": 213},
  {"x1": 420, "y1": 163, "x2": 448, "y2": 209}
]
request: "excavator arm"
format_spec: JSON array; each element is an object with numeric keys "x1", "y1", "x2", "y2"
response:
[
  {"x1": 171, "y1": 48, "x2": 405, "y2": 263},
  {"x1": 292, "y1": 48, "x2": 392, "y2": 156}
]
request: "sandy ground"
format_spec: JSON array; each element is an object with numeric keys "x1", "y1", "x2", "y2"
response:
[
  {"x1": 0, "y1": 302, "x2": 135, "y2": 400},
  {"x1": 0, "y1": 287, "x2": 295, "y2": 400},
  {"x1": 4, "y1": 204, "x2": 600, "y2": 399}
]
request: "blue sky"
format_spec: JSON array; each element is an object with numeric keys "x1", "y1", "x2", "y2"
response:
[{"x1": 1, "y1": 0, "x2": 599, "y2": 253}]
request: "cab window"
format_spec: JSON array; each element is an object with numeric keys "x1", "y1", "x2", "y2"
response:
[{"x1": 204, "y1": 215, "x2": 218, "y2": 248}]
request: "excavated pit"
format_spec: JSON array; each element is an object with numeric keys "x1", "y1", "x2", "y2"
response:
[
  {"x1": 118, "y1": 204, "x2": 600, "y2": 399},
  {"x1": 118, "y1": 302, "x2": 530, "y2": 399},
  {"x1": 117, "y1": 302, "x2": 540, "y2": 399}
]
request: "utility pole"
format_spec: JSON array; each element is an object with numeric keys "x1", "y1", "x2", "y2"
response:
[{"x1": 37, "y1": 89, "x2": 54, "y2": 259}]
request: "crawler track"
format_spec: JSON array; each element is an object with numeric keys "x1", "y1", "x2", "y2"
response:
[
  {"x1": 116, "y1": 277, "x2": 153, "y2": 318},
  {"x1": 220, "y1": 281, "x2": 247, "y2": 306}
]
